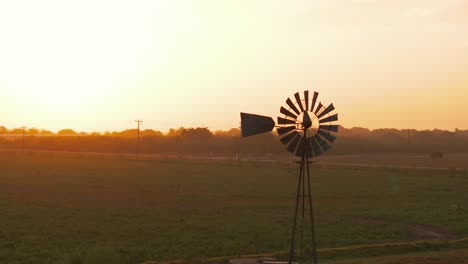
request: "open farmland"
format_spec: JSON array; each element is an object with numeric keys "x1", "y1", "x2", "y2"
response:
[{"x1": 0, "y1": 151, "x2": 467, "y2": 264}]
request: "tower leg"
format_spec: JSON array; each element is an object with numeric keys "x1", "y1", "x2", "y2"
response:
[
  {"x1": 306, "y1": 156, "x2": 318, "y2": 264},
  {"x1": 288, "y1": 155, "x2": 304, "y2": 264}
]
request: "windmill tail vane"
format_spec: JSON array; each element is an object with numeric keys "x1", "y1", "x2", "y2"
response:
[{"x1": 240, "y1": 90, "x2": 339, "y2": 264}]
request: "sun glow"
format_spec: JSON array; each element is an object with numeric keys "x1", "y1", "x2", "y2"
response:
[
  {"x1": 1, "y1": 1, "x2": 467, "y2": 131},
  {"x1": 0, "y1": 0, "x2": 188, "y2": 129}
]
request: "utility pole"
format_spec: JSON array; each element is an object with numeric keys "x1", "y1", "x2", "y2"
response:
[
  {"x1": 21, "y1": 126, "x2": 27, "y2": 153},
  {"x1": 135, "y1": 120, "x2": 142, "y2": 159}
]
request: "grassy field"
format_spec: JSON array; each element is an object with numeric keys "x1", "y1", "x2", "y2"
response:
[{"x1": 0, "y1": 151, "x2": 467, "y2": 264}]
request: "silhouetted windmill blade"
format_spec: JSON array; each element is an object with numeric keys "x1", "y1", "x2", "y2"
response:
[
  {"x1": 311, "y1": 91, "x2": 318, "y2": 112},
  {"x1": 319, "y1": 124, "x2": 339, "y2": 133},
  {"x1": 280, "y1": 131, "x2": 299, "y2": 145},
  {"x1": 310, "y1": 137, "x2": 322, "y2": 157},
  {"x1": 280, "y1": 106, "x2": 298, "y2": 119},
  {"x1": 278, "y1": 117, "x2": 296, "y2": 125},
  {"x1": 295, "y1": 137, "x2": 306, "y2": 157},
  {"x1": 317, "y1": 103, "x2": 335, "y2": 119},
  {"x1": 286, "y1": 98, "x2": 301, "y2": 116},
  {"x1": 317, "y1": 129, "x2": 337, "y2": 143},
  {"x1": 277, "y1": 126, "x2": 296, "y2": 136},
  {"x1": 287, "y1": 134, "x2": 301, "y2": 153},
  {"x1": 304, "y1": 90, "x2": 309, "y2": 110},
  {"x1": 240, "y1": 112, "x2": 275, "y2": 137},
  {"x1": 294, "y1": 92, "x2": 305, "y2": 112},
  {"x1": 314, "y1": 102, "x2": 323, "y2": 115},
  {"x1": 306, "y1": 138, "x2": 315, "y2": 158},
  {"x1": 314, "y1": 134, "x2": 331, "y2": 151},
  {"x1": 319, "y1": 113, "x2": 338, "y2": 123}
]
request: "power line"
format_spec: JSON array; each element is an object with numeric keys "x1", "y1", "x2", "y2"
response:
[
  {"x1": 135, "y1": 120, "x2": 142, "y2": 159},
  {"x1": 20, "y1": 126, "x2": 27, "y2": 153}
]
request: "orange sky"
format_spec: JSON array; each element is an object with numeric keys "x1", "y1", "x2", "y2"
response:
[{"x1": 1, "y1": 0, "x2": 467, "y2": 132}]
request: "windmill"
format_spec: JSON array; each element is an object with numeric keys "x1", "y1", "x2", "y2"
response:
[{"x1": 240, "y1": 90, "x2": 339, "y2": 264}]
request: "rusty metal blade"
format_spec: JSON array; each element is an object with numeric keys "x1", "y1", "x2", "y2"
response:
[
  {"x1": 280, "y1": 131, "x2": 299, "y2": 145},
  {"x1": 317, "y1": 103, "x2": 335, "y2": 119},
  {"x1": 278, "y1": 117, "x2": 296, "y2": 125},
  {"x1": 311, "y1": 91, "x2": 318, "y2": 112},
  {"x1": 286, "y1": 98, "x2": 300, "y2": 116},
  {"x1": 280, "y1": 106, "x2": 298, "y2": 119},
  {"x1": 277, "y1": 126, "x2": 296, "y2": 136},
  {"x1": 295, "y1": 136, "x2": 306, "y2": 157},
  {"x1": 315, "y1": 134, "x2": 331, "y2": 151},
  {"x1": 319, "y1": 113, "x2": 338, "y2": 123},
  {"x1": 318, "y1": 125, "x2": 339, "y2": 132},
  {"x1": 294, "y1": 92, "x2": 305, "y2": 112},
  {"x1": 310, "y1": 137, "x2": 322, "y2": 156},
  {"x1": 287, "y1": 133, "x2": 301, "y2": 153},
  {"x1": 314, "y1": 102, "x2": 323, "y2": 115},
  {"x1": 317, "y1": 129, "x2": 337, "y2": 142},
  {"x1": 306, "y1": 138, "x2": 315, "y2": 158}
]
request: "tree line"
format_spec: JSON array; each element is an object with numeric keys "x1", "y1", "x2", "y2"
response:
[{"x1": 1, "y1": 126, "x2": 467, "y2": 156}]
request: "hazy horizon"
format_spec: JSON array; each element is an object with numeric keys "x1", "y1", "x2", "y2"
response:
[
  {"x1": 1, "y1": 123, "x2": 467, "y2": 135},
  {"x1": 1, "y1": 0, "x2": 467, "y2": 132}
]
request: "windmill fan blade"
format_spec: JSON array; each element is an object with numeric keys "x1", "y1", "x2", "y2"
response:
[
  {"x1": 315, "y1": 134, "x2": 331, "y2": 151},
  {"x1": 286, "y1": 98, "x2": 300, "y2": 116},
  {"x1": 280, "y1": 131, "x2": 299, "y2": 145},
  {"x1": 310, "y1": 137, "x2": 322, "y2": 156},
  {"x1": 317, "y1": 129, "x2": 337, "y2": 143},
  {"x1": 294, "y1": 92, "x2": 305, "y2": 112},
  {"x1": 317, "y1": 103, "x2": 335, "y2": 119},
  {"x1": 311, "y1": 91, "x2": 318, "y2": 112},
  {"x1": 306, "y1": 138, "x2": 315, "y2": 158},
  {"x1": 319, "y1": 125, "x2": 339, "y2": 132},
  {"x1": 295, "y1": 137, "x2": 306, "y2": 157},
  {"x1": 277, "y1": 126, "x2": 295, "y2": 136},
  {"x1": 280, "y1": 106, "x2": 298, "y2": 119},
  {"x1": 278, "y1": 117, "x2": 296, "y2": 125},
  {"x1": 287, "y1": 133, "x2": 301, "y2": 153},
  {"x1": 314, "y1": 102, "x2": 323, "y2": 115},
  {"x1": 304, "y1": 91, "x2": 309, "y2": 111},
  {"x1": 240, "y1": 112, "x2": 275, "y2": 137},
  {"x1": 319, "y1": 113, "x2": 338, "y2": 123}
]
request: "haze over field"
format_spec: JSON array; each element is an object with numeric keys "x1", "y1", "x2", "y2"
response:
[{"x1": 1, "y1": 0, "x2": 467, "y2": 131}]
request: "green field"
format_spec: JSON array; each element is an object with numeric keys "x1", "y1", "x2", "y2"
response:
[{"x1": 0, "y1": 151, "x2": 467, "y2": 264}]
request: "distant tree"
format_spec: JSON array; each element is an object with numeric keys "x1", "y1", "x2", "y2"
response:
[
  {"x1": 141, "y1": 129, "x2": 163, "y2": 137},
  {"x1": 0, "y1": 126, "x2": 7, "y2": 134},
  {"x1": 90, "y1": 132, "x2": 101, "y2": 136},
  {"x1": 39, "y1": 129, "x2": 54, "y2": 135},
  {"x1": 341, "y1": 127, "x2": 370, "y2": 136},
  {"x1": 215, "y1": 128, "x2": 240, "y2": 137},
  {"x1": 180, "y1": 127, "x2": 213, "y2": 141},
  {"x1": 9, "y1": 128, "x2": 24, "y2": 134},
  {"x1": 167, "y1": 128, "x2": 183, "y2": 136},
  {"x1": 104, "y1": 131, "x2": 112, "y2": 136},
  {"x1": 58, "y1": 129, "x2": 77, "y2": 135},
  {"x1": 115, "y1": 129, "x2": 138, "y2": 137},
  {"x1": 79, "y1": 132, "x2": 88, "y2": 136},
  {"x1": 28, "y1": 128, "x2": 39, "y2": 134}
]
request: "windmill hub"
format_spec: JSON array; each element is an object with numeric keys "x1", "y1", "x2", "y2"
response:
[{"x1": 302, "y1": 111, "x2": 313, "y2": 129}]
